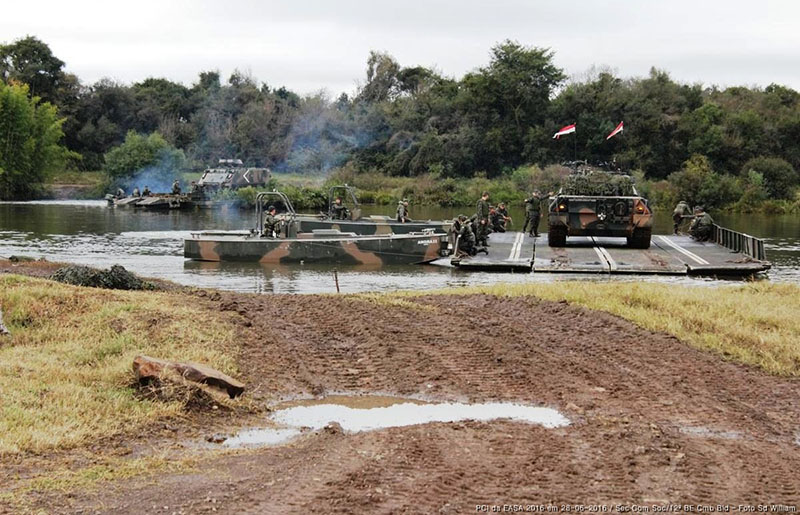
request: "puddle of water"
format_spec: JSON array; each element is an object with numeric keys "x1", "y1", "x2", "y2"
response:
[
  {"x1": 679, "y1": 425, "x2": 743, "y2": 440},
  {"x1": 277, "y1": 394, "x2": 428, "y2": 410},
  {"x1": 273, "y1": 401, "x2": 569, "y2": 431},
  {"x1": 222, "y1": 399, "x2": 569, "y2": 448},
  {"x1": 223, "y1": 428, "x2": 301, "y2": 448}
]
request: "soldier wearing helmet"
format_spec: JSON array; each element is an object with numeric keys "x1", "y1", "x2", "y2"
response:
[
  {"x1": 523, "y1": 191, "x2": 543, "y2": 237},
  {"x1": 456, "y1": 214, "x2": 487, "y2": 256},
  {"x1": 475, "y1": 192, "x2": 490, "y2": 246},
  {"x1": 689, "y1": 206, "x2": 713, "y2": 241},
  {"x1": 396, "y1": 199, "x2": 410, "y2": 223},
  {"x1": 672, "y1": 200, "x2": 692, "y2": 234},
  {"x1": 263, "y1": 205, "x2": 279, "y2": 238}
]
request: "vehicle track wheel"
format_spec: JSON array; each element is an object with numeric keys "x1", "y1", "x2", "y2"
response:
[
  {"x1": 627, "y1": 227, "x2": 651, "y2": 249},
  {"x1": 548, "y1": 226, "x2": 567, "y2": 247}
]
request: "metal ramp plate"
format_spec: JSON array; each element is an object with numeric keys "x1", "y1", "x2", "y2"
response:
[
  {"x1": 533, "y1": 234, "x2": 769, "y2": 275},
  {"x1": 453, "y1": 231, "x2": 533, "y2": 272},
  {"x1": 533, "y1": 236, "x2": 613, "y2": 273}
]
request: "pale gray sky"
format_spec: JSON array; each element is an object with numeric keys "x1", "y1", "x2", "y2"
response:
[{"x1": 3, "y1": 0, "x2": 798, "y2": 95}]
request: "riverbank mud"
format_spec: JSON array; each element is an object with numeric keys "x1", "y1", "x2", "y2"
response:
[{"x1": 3, "y1": 272, "x2": 799, "y2": 513}]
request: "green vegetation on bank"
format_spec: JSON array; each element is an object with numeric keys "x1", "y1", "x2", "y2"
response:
[
  {"x1": 231, "y1": 163, "x2": 800, "y2": 213},
  {"x1": 0, "y1": 81, "x2": 76, "y2": 199},
  {"x1": 3, "y1": 36, "x2": 800, "y2": 211}
]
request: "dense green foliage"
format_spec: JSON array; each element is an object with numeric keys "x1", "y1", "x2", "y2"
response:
[
  {"x1": 103, "y1": 131, "x2": 185, "y2": 189},
  {"x1": 0, "y1": 82, "x2": 73, "y2": 199},
  {"x1": 2, "y1": 35, "x2": 800, "y2": 208}
]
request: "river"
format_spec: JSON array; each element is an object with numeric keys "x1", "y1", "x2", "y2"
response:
[{"x1": 0, "y1": 200, "x2": 797, "y2": 293}]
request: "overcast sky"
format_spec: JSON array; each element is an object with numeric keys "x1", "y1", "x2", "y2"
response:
[{"x1": 3, "y1": 0, "x2": 798, "y2": 95}]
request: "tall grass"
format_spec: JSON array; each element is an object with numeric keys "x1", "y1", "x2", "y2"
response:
[{"x1": 0, "y1": 275, "x2": 239, "y2": 454}]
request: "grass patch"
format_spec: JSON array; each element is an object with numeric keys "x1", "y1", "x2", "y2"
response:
[
  {"x1": 402, "y1": 281, "x2": 800, "y2": 376},
  {"x1": 2, "y1": 454, "x2": 201, "y2": 513},
  {"x1": 25, "y1": 454, "x2": 197, "y2": 493},
  {"x1": 0, "y1": 275, "x2": 240, "y2": 455}
]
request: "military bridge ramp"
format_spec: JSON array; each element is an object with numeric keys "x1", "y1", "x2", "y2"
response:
[{"x1": 434, "y1": 225, "x2": 770, "y2": 276}]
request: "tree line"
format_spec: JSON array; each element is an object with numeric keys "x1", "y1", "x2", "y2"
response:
[{"x1": 1, "y1": 35, "x2": 799, "y2": 207}]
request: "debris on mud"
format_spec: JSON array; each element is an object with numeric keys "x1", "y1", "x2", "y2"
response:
[
  {"x1": 133, "y1": 355, "x2": 245, "y2": 399},
  {"x1": 323, "y1": 421, "x2": 344, "y2": 435},
  {"x1": 50, "y1": 264, "x2": 155, "y2": 290},
  {"x1": 206, "y1": 433, "x2": 229, "y2": 443}
]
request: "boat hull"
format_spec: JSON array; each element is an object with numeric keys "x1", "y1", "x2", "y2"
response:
[
  {"x1": 184, "y1": 233, "x2": 449, "y2": 265},
  {"x1": 295, "y1": 216, "x2": 451, "y2": 236}
]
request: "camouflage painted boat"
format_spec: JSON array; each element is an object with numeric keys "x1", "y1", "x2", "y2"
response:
[
  {"x1": 184, "y1": 231, "x2": 448, "y2": 265},
  {"x1": 184, "y1": 190, "x2": 449, "y2": 265},
  {"x1": 294, "y1": 215, "x2": 451, "y2": 235},
  {"x1": 294, "y1": 185, "x2": 452, "y2": 235}
]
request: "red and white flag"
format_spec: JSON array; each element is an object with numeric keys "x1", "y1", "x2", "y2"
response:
[
  {"x1": 606, "y1": 121, "x2": 624, "y2": 140},
  {"x1": 552, "y1": 123, "x2": 576, "y2": 139}
]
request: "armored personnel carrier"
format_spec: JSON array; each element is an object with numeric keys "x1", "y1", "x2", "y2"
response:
[
  {"x1": 190, "y1": 159, "x2": 271, "y2": 206},
  {"x1": 548, "y1": 164, "x2": 653, "y2": 248}
]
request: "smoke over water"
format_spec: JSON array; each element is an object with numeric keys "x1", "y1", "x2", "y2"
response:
[{"x1": 121, "y1": 155, "x2": 182, "y2": 194}]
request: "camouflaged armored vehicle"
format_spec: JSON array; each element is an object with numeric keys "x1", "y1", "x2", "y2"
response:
[
  {"x1": 184, "y1": 191, "x2": 449, "y2": 265},
  {"x1": 548, "y1": 165, "x2": 653, "y2": 248},
  {"x1": 190, "y1": 159, "x2": 271, "y2": 206}
]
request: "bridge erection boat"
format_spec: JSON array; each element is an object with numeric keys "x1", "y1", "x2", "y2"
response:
[
  {"x1": 293, "y1": 185, "x2": 452, "y2": 235},
  {"x1": 184, "y1": 192, "x2": 449, "y2": 265}
]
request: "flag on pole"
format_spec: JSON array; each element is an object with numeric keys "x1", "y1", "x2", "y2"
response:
[
  {"x1": 606, "y1": 121, "x2": 624, "y2": 140},
  {"x1": 553, "y1": 123, "x2": 576, "y2": 139}
]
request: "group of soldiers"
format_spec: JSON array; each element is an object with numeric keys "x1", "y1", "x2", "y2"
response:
[
  {"x1": 113, "y1": 180, "x2": 182, "y2": 199},
  {"x1": 672, "y1": 201, "x2": 714, "y2": 241},
  {"x1": 262, "y1": 192, "x2": 718, "y2": 249},
  {"x1": 454, "y1": 191, "x2": 547, "y2": 257}
]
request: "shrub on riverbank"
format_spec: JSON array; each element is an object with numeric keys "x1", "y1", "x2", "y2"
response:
[
  {"x1": 103, "y1": 131, "x2": 186, "y2": 192},
  {"x1": 0, "y1": 82, "x2": 76, "y2": 200}
]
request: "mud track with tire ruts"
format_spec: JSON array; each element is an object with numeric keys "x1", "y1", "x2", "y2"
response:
[{"x1": 42, "y1": 292, "x2": 800, "y2": 513}]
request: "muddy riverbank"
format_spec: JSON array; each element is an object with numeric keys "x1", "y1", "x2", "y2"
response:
[{"x1": 2, "y1": 268, "x2": 798, "y2": 513}]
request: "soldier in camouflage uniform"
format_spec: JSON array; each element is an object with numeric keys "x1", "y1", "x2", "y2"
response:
[
  {"x1": 172, "y1": 180, "x2": 181, "y2": 195},
  {"x1": 142, "y1": 185, "x2": 151, "y2": 196},
  {"x1": 522, "y1": 191, "x2": 543, "y2": 237},
  {"x1": 490, "y1": 206, "x2": 506, "y2": 233},
  {"x1": 475, "y1": 192, "x2": 490, "y2": 246},
  {"x1": 689, "y1": 206, "x2": 714, "y2": 241},
  {"x1": 132, "y1": 187, "x2": 140, "y2": 197},
  {"x1": 672, "y1": 200, "x2": 692, "y2": 234},
  {"x1": 263, "y1": 205, "x2": 280, "y2": 238},
  {"x1": 330, "y1": 197, "x2": 349, "y2": 220},
  {"x1": 456, "y1": 215, "x2": 487, "y2": 256},
  {"x1": 497, "y1": 202, "x2": 510, "y2": 223},
  {"x1": 396, "y1": 199, "x2": 410, "y2": 223}
]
